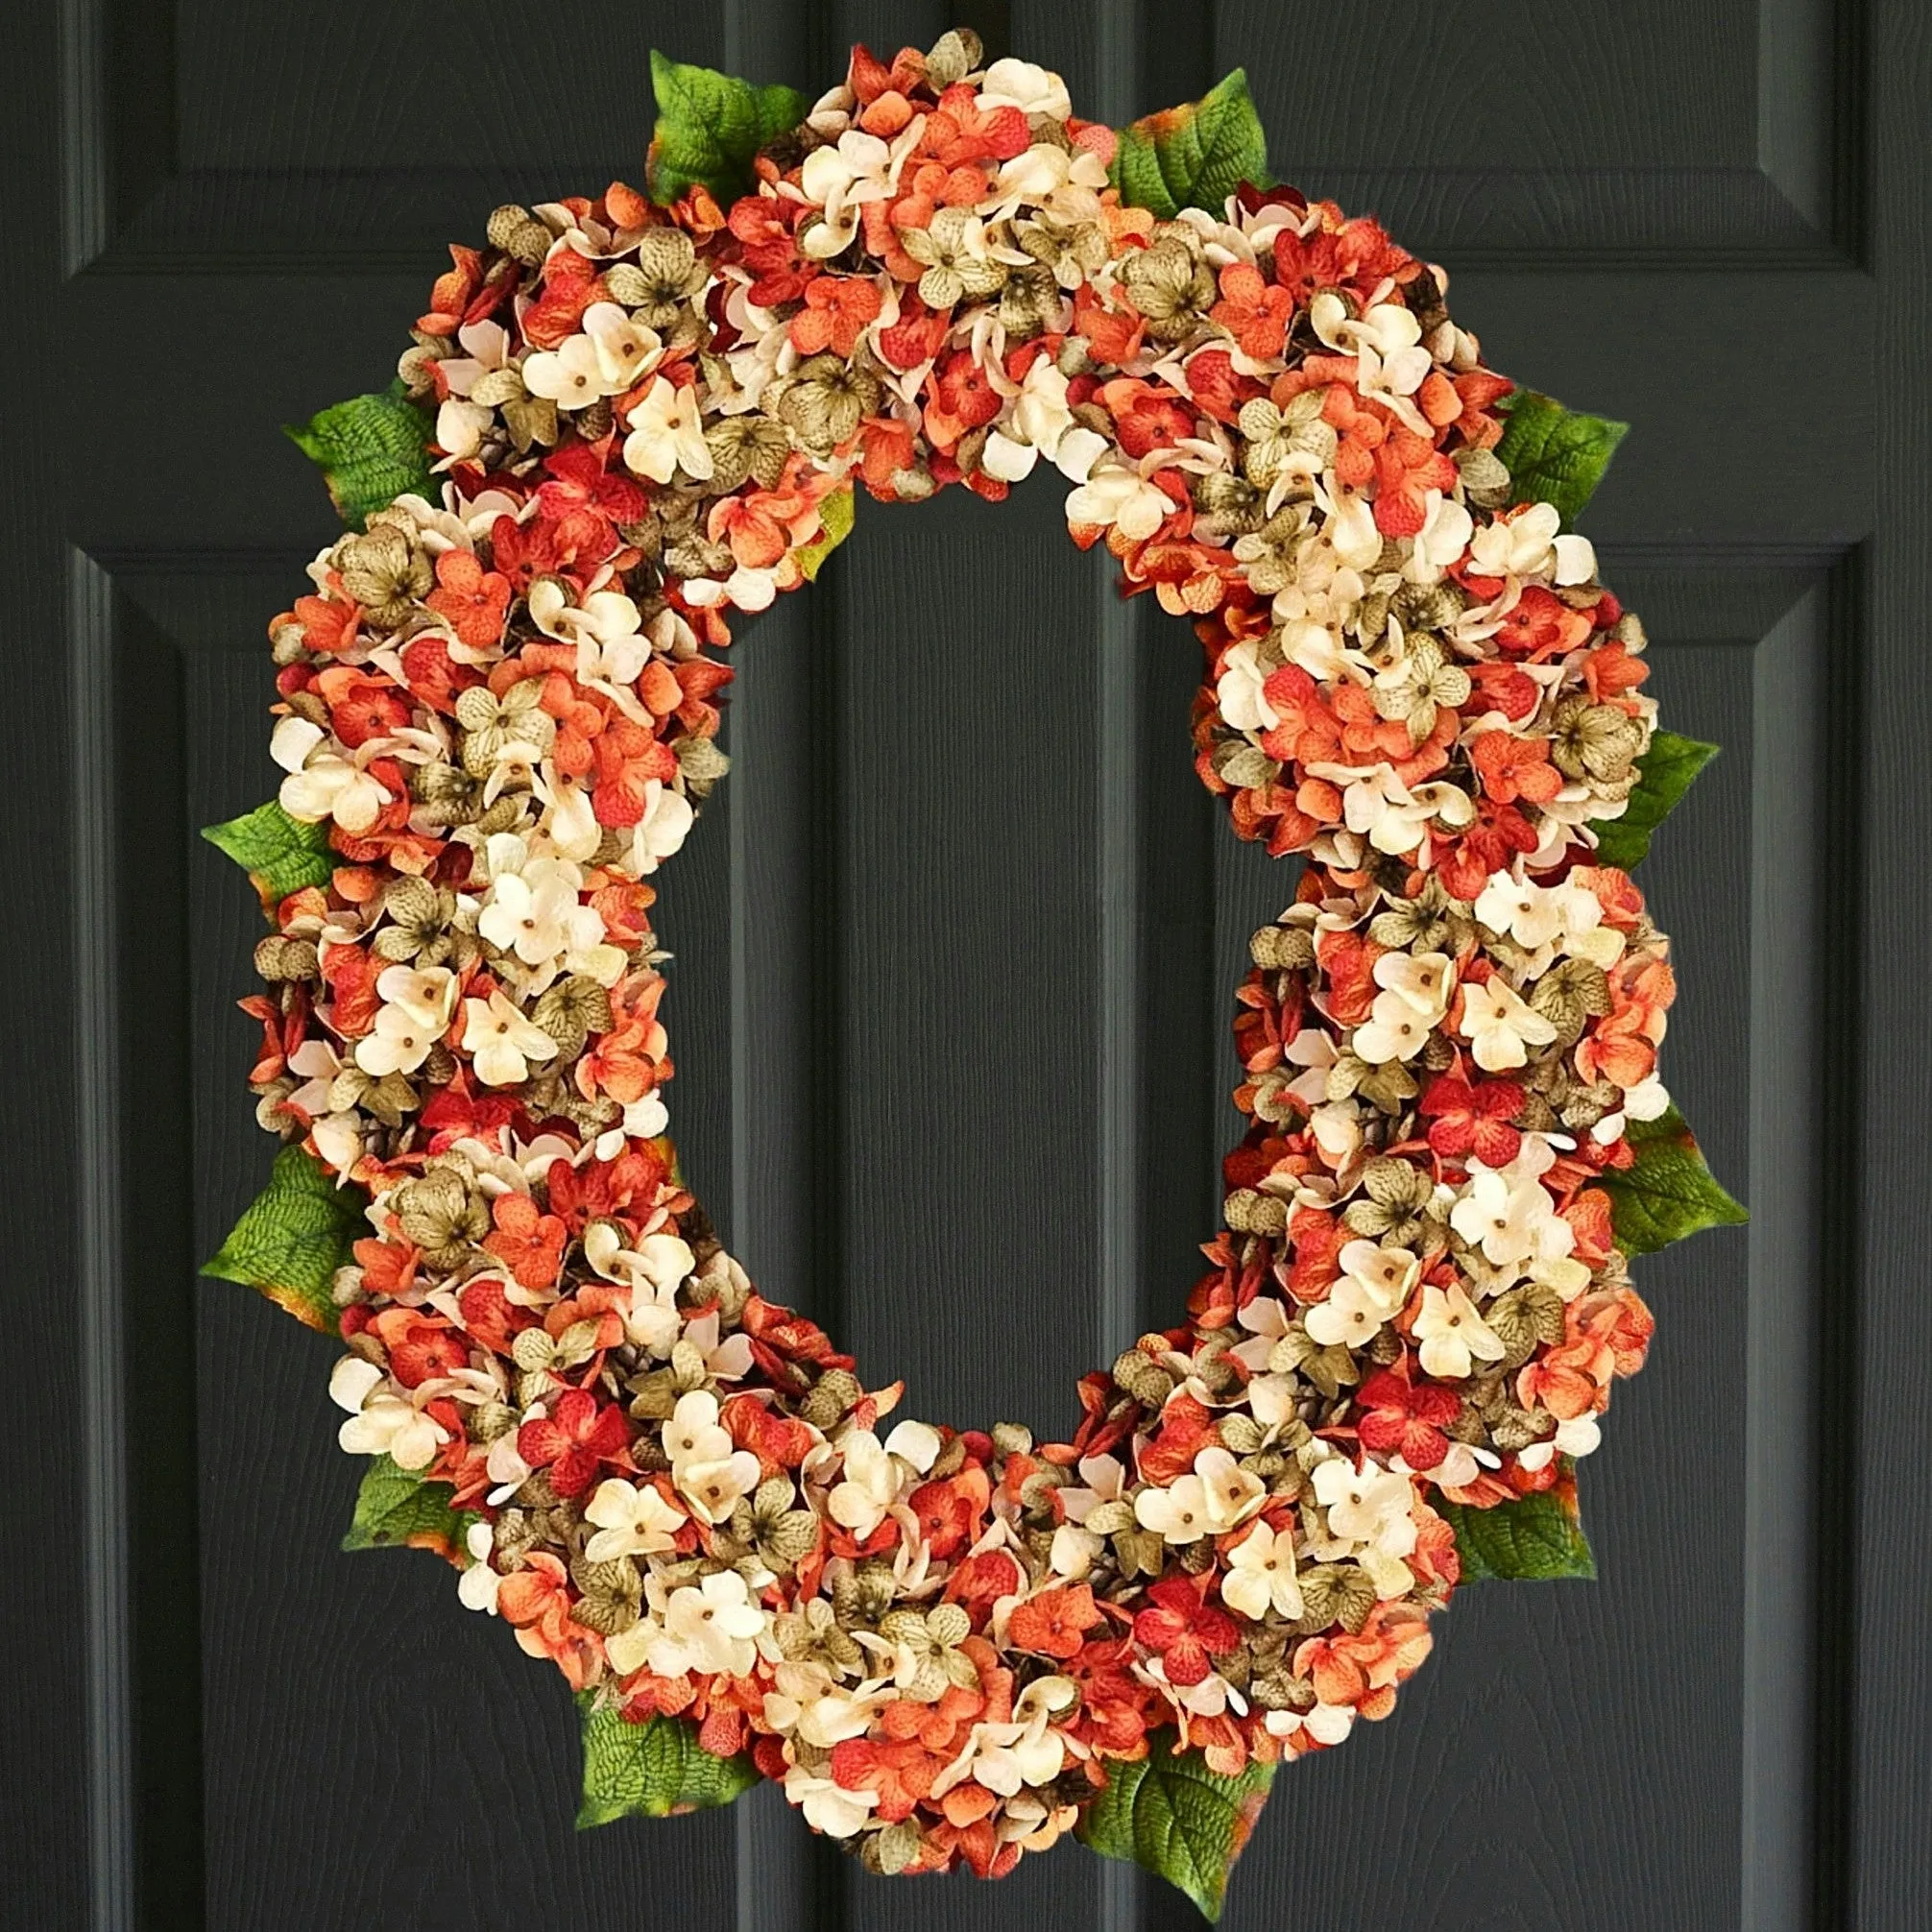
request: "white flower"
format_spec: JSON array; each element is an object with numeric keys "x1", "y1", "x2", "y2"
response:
[
  {"x1": 1135, "y1": 1474, "x2": 1213, "y2": 1543},
  {"x1": 622, "y1": 374, "x2": 713, "y2": 483},
  {"x1": 329, "y1": 1357, "x2": 447, "y2": 1469},
  {"x1": 353, "y1": 999, "x2": 438, "y2": 1076},
  {"x1": 1592, "y1": 1074, "x2": 1671, "y2": 1144},
  {"x1": 1050, "y1": 1522, "x2": 1104, "y2": 1577},
  {"x1": 580, "y1": 302, "x2": 664, "y2": 389},
  {"x1": 456, "y1": 1519, "x2": 502, "y2": 1613},
  {"x1": 1377, "y1": 950, "x2": 1455, "y2": 1018},
  {"x1": 1467, "y1": 501, "x2": 1596, "y2": 585},
  {"x1": 798, "y1": 130, "x2": 899, "y2": 258},
  {"x1": 1221, "y1": 1519, "x2": 1303, "y2": 1620},
  {"x1": 1475, "y1": 870, "x2": 1563, "y2": 950},
  {"x1": 675, "y1": 1449, "x2": 763, "y2": 1528},
  {"x1": 1058, "y1": 1452, "x2": 1128, "y2": 1523},
  {"x1": 627, "y1": 781, "x2": 695, "y2": 874},
  {"x1": 1217, "y1": 639, "x2": 1280, "y2": 734},
  {"x1": 1265, "y1": 1700, "x2": 1356, "y2": 1747},
  {"x1": 436, "y1": 398, "x2": 496, "y2": 459},
  {"x1": 584, "y1": 1478, "x2": 686, "y2": 1561},
  {"x1": 438, "y1": 318, "x2": 510, "y2": 398},
  {"x1": 478, "y1": 865, "x2": 580, "y2": 966},
  {"x1": 1311, "y1": 294, "x2": 1432, "y2": 400},
  {"x1": 977, "y1": 57, "x2": 1072, "y2": 119},
  {"x1": 1458, "y1": 976, "x2": 1560, "y2": 1073},
  {"x1": 1339, "y1": 1239, "x2": 1422, "y2": 1310},
  {"x1": 521, "y1": 334, "x2": 609, "y2": 411},
  {"x1": 1408, "y1": 491, "x2": 1473, "y2": 580},
  {"x1": 1303, "y1": 1276, "x2": 1394, "y2": 1350},
  {"x1": 1450, "y1": 1168, "x2": 1571, "y2": 1268},
  {"x1": 932, "y1": 1678, "x2": 1077, "y2": 1799},
  {"x1": 1194, "y1": 1445, "x2": 1267, "y2": 1530},
  {"x1": 1353, "y1": 989, "x2": 1435, "y2": 1065},
  {"x1": 270, "y1": 714, "x2": 326, "y2": 773},
  {"x1": 651, "y1": 1569, "x2": 767, "y2": 1678},
  {"x1": 785, "y1": 1768, "x2": 877, "y2": 1838},
  {"x1": 1413, "y1": 1282, "x2": 1508, "y2": 1380},
  {"x1": 1311, "y1": 1457, "x2": 1417, "y2": 1555},
  {"x1": 827, "y1": 1422, "x2": 939, "y2": 1537},
  {"x1": 1065, "y1": 464, "x2": 1172, "y2": 541},
  {"x1": 278, "y1": 749, "x2": 391, "y2": 833},
  {"x1": 462, "y1": 988, "x2": 560, "y2": 1087}
]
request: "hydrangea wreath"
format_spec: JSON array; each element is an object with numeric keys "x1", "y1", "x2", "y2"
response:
[{"x1": 205, "y1": 32, "x2": 1747, "y2": 1919}]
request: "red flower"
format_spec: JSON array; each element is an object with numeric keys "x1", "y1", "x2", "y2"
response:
[
  {"x1": 1008, "y1": 1584, "x2": 1104, "y2": 1660},
  {"x1": 518, "y1": 1389, "x2": 630, "y2": 1497},
  {"x1": 482, "y1": 1192, "x2": 568, "y2": 1290},
  {"x1": 1419, "y1": 1075, "x2": 1524, "y2": 1166},
  {"x1": 789, "y1": 276, "x2": 884, "y2": 357},
  {"x1": 538, "y1": 441, "x2": 649, "y2": 529},
  {"x1": 1356, "y1": 1359, "x2": 1461, "y2": 1470},
  {"x1": 1133, "y1": 1574, "x2": 1239, "y2": 1686},
  {"x1": 1210, "y1": 262, "x2": 1294, "y2": 360},
  {"x1": 424, "y1": 549, "x2": 511, "y2": 650}
]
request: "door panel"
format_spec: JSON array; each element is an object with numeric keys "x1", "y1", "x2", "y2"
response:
[{"x1": 11, "y1": 2, "x2": 1924, "y2": 1929}]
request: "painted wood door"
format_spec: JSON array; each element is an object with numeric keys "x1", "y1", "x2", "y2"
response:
[{"x1": 9, "y1": 2, "x2": 1926, "y2": 1929}]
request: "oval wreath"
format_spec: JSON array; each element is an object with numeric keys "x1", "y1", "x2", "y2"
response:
[{"x1": 205, "y1": 30, "x2": 1747, "y2": 1920}]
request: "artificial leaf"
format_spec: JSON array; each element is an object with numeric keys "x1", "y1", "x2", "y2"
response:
[
  {"x1": 202, "y1": 799, "x2": 335, "y2": 911},
  {"x1": 1437, "y1": 1489, "x2": 1595, "y2": 1582},
  {"x1": 1596, "y1": 1104, "x2": 1748, "y2": 1254},
  {"x1": 284, "y1": 380, "x2": 437, "y2": 529},
  {"x1": 1110, "y1": 70, "x2": 1271, "y2": 221},
  {"x1": 575, "y1": 1699, "x2": 759, "y2": 1826},
  {"x1": 1494, "y1": 390, "x2": 1629, "y2": 528},
  {"x1": 646, "y1": 51, "x2": 808, "y2": 207},
  {"x1": 202, "y1": 1146, "x2": 365, "y2": 1333},
  {"x1": 343, "y1": 1454, "x2": 474, "y2": 1557},
  {"x1": 1588, "y1": 730, "x2": 1719, "y2": 870},
  {"x1": 1076, "y1": 1728, "x2": 1274, "y2": 1921},
  {"x1": 794, "y1": 485, "x2": 855, "y2": 581}
]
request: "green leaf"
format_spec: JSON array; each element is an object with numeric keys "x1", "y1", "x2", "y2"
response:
[
  {"x1": 1493, "y1": 390, "x2": 1629, "y2": 527},
  {"x1": 1597, "y1": 1104, "x2": 1749, "y2": 1255},
  {"x1": 202, "y1": 799, "x2": 336, "y2": 910},
  {"x1": 1076, "y1": 1729, "x2": 1274, "y2": 1921},
  {"x1": 1437, "y1": 1490, "x2": 1596, "y2": 1582},
  {"x1": 793, "y1": 485, "x2": 855, "y2": 582},
  {"x1": 202, "y1": 1146, "x2": 365, "y2": 1333},
  {"x1": 1588, "y1": 730, "x2": 1719, "y2": 870},
  {"x1": 284, "y1": 380, "x2": 437, "y2": 529},
  {"x1": 575, "y1": 1698, "x2": 760, "y2": 1825},
  {"x1": 646, "y1": 51, "x2": 808, "y2": 207},
  {"x1": 343, "y1": 1454, "x2": 475, "y2": 1557},
  {"x1": 1110, "y1": 70, "x2": 1272, "y2": 221}
]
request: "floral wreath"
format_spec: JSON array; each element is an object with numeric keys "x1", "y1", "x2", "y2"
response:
[{"x1": 205, "y1": 31, "x2": 1746, "y2": 1920}]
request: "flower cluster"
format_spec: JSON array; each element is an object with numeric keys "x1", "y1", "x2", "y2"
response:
[{"x1": 229, "y1": 31, "x2": 1675, "y2": 1889}]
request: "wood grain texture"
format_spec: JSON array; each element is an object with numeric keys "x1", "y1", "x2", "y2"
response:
[
  {"x1": 11, "y1": 0, "x2": 1922, "y2": 1926},
  {"x1": 1854, "y1": 0, "x2": 1930, "y2": 1922},
  {"x1": 1223, "y1": 0, "x2": 1856, "y2": 262}
]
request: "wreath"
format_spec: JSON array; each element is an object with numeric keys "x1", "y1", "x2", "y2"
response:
[{"x1": 205, "y1": 30, "x2": 1746, "y2": 1920}]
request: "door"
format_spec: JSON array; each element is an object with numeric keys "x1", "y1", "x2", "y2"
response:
[{"x1": 8, "y1": 1, "x2": 1924, "y2": 1928}]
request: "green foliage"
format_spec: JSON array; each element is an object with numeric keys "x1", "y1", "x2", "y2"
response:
[
  {"x1": 1494, "y1": 390, "x2": 1630, "y2": 527},
  {"x1": 1588, "y1": 730, "x2": 1719, "y2": 870},
  {"x1": 646, "y1": 51, "x2": 808, "y2": 207},
  {"x1": 202, "y1": 1146, "x2": 364, "y2": 1333},
  {"x1": 1076, "y1": 1729, "x2": 1274, "y2": 1921},
  {"x1": 202, "y1": 799, "x2": 336, "y2": 909},
  {"x1": 343, "y1": 1455, "x2": 474, "y2": 1557},
  {"x1": 1110, "y1": 70, "x2": 1272, "y2": 221},
  {"x1": 284, "y1": 381, "x2": 437, "y2": 529},
  {"x1": 794, "y1": 485, "x2": 855, "y2": 581},
  {"x1": 1598, "y1": 1105, "x2": 1749, "y2": 1255},
  {"x1": 576, "y1": 1699, "x2": 760, "y2": 1826},
  {"x1": 1437, "y1": 1490, "x2": 1596, "y2": 1582}
]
